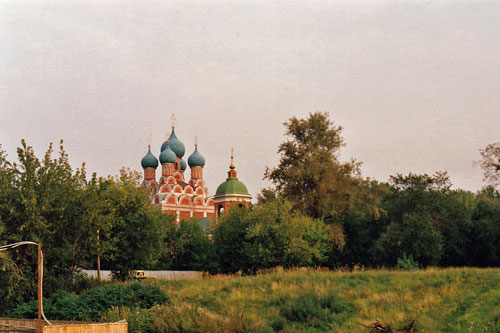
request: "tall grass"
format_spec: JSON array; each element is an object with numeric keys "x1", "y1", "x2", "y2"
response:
[{"x1": 105, "y1": 267, "x2": 500, "y2": 332}]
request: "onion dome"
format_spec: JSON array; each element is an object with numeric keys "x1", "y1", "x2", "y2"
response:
[
  {"x1": 188, "y1": 146, "x2": 206, "y2": 168},
  {"x1": 168, "y1": 129, "x2": 185, "y2": 158},
  {"x1": 160, "y1": 140, "x2": 169, "y2": 153},
  {"x1": 159, "y1": 144, "x2": 177, "y2": 164},
  {"x1": 141, "y1": 147, "x2": 159, "y2": 169},
  {"x1": 216, "y1": 178, "x2": 249, "y2": 196},
  {"x1": 180, "y1": 158, "x2": 187, "y2": 171}
]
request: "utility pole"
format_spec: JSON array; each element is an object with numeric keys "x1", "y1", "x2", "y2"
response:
[
  {"x1": 0, "y1": 241, "x2": 47, "y2": 333},
  {"x1": 37, "y1": 242, "x2": 42, "y2": 333},
  {"x1": 97, "y1": 230, "x2": 101, "y2": 281}
]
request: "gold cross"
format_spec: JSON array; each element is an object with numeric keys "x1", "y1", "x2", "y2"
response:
[
  {"x1": 147, "y1": 137, "x2": 152, "y2": 148},
  {"x1": 194, "y1": 135, "x2": 198, "y2": 146},
  {"x1": 230, "y1": 147, "x2": 235, "y2": 168},
  {"x1": 171, "y1": 113, "x2": 176, "y2": 128}
]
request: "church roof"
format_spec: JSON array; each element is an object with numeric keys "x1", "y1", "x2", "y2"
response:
[
  {"x1": 141, "y1": 147, "x2": 159, "y2": 169},
  {"x1": 188, "y1": 146, "x2": 205, "y2": 167},
  {"x1": 168, "y1": 129, "x2": 185, "y2": 158},
  {"x1": 159, "y1": 144, "x2": 177, "y2": 164},
  {"x1": 215, "y1": 177, "x2": 249, "y2": 196}
]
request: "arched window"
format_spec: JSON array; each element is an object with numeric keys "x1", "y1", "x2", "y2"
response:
[{"x1": 217, "y1": 204, "x2": 224, "y2": 218}]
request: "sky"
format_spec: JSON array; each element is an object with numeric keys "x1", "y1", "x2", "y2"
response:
[{"x1": 1, "y1": 0, "x2": 500, "y2": 198}]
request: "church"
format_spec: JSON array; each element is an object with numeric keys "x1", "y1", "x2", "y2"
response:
[{"x1": 140, "y1": 116, "x2": 252, "y2": 222}]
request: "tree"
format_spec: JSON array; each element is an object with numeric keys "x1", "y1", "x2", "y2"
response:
[
  {"x1": 170, "y1": 219, "x2": 216, "y2": 271},
  {"x1": 0, "y1": 140, "x2": 96, "y2": 301},
  {"x1": 469, "y1": 187, "x2": 500, "y2": 266},
  {"x1": 213, "y1": 200, "x2": 330, "y2": 273},
  {"x1": 95, "y1": 171, "x2": 170, "y2": 280},
  {"x1": 373, "y1": 211, "x2": 444, "y2": 267},
  {"x1": 264, "y1": 112, "x2": 362, "y2": 221},
  {"x1": 0, "y1": 222, "x2": 24, "y2": 314},
  {"x1": 479, "y1": 143, "x2": 500, "y2": 188},
  {"x1": 213, "y1": 207, "x2": 252, "y2": 273}
]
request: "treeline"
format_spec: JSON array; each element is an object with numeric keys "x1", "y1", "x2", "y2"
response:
[
  {"x1": 1, "y1": 113, "x2": 500, "y2": 315},
  {"x1": 0, "y1": 141, "x2": 172, "y2": 314}
]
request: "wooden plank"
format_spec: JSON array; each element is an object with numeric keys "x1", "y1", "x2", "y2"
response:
[{"x1": 43, "y1": 323, "x2": 127, "y2": 333}]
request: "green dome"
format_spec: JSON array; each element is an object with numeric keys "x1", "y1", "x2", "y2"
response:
[
  {"x1": 141, "y1": 148, "x2": 159, "y2": 169},
  {"x1": 180, "y1": 158, "x2": 187, "y2": 171},
  {"x1": 159, "y1": 144, "x2": 177, "y2": 164},
  {"x1": 216, "y1": 178, "x2": 250, "y2": 196},
  {"x1": 160, "y1": 141, "x2": 169, "y2": 153},
  {"x1": 168, "y1": 129, "x2": 185, "y2": 158},
  {"x1": 188, "y1": 146, "x2": 205, "y2": 167}
]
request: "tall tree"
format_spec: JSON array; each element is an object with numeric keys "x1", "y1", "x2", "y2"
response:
[
  {"x1": 95, "y1": 170, "x2": 170, "y2": 280},
  {"x1": 264, "y1": 112, "x2": 361, "y2": 221}
]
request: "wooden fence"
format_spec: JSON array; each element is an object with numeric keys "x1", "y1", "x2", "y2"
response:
[
  {"x1": 0, "y1": 318, "x2": 126, "y2": 333},
  {"x1": 0, "y1": 318, "x2": 36, "y2": 332},
  {"x1": 43, "y1": 322, "x2": 127, "y2": 333}
]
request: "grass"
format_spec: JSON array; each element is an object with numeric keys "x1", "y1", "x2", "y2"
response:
[{"x1": 102, "y1": 267, "x2": 500, "y2": 332}]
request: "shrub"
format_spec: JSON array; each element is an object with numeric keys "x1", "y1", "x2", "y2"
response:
[
  {"x1": 279, "y1": 291, "x2": 355, "y2": 329},
  {"x1": 396, "y1": 253, "x2": 419, "y2": 270},
  {"x1": 9, "y1": 282, "x2": 169, "y2": 322}
]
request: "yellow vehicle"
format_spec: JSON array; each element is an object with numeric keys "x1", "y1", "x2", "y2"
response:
[{"x1": 132, "y1": 270, "x2": 156, "y2": 281}]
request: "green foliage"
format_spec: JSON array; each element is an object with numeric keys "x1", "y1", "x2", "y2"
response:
[
  {"x1": 169, "y1": 219, "x2": 217, "y2": 271},
  {"x1": 0, "y1": 140, "x2": 95, "y2": 306},
  {"x1": 374, "y1": 212, "x2": 443, "y2": 267},
  {"x1": 0, "y1": 140, "x2": 175, "y2": 314},
  {"x1": 9, "y1": 282, "x2": 168, "y2": 322},
  {"x1": 213, "y1": 207, "x2": 252, "y2": 273},
  {"x1": 396, "y1": 253, "x2": 419, "y2": 270},
  {"x1": 213, "y1": 200, "x2": 330, "y2": 273},
  {"x1": 279, "y1": 292, "x2": 355, "y2": 329},
  {"x1": 95, "y1": 174, "x2": 171, "y2": 280},
  {"x1": 0, "y1": 250, "x2": 23, "y2": 313},
  {"x1": 264, "y1": 112, "x2": 362, "y2": 220}
]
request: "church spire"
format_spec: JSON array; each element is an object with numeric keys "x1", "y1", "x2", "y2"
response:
[{"x1": 228, "y1": 147, "x2": 237, "y2": 178}]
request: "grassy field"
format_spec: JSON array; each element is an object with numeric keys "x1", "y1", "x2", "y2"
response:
[{"x1": 103, "y1": 267, "x2": 500, "y2": 332}]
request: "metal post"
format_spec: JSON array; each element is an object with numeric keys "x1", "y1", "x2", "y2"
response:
[{"x1": 37, "y1": 242, "x2": 42, "y2": 333}]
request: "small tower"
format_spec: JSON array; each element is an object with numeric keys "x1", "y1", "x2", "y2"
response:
[
  {"x1": 141, "y1": 138, "x2": 159, "y2": 181},
  {"x1": 214, "y1": 148, "x2": 251, "y2": 219},
  {"x1": 167, "y1": 113, "x2": 185, "y2": 173},
  {"x1": 159, "y1": 140, "x2": 177, "y2": 177},
  {"x1": 188, "y1": 135, "x2": 205, "y2": 181}
]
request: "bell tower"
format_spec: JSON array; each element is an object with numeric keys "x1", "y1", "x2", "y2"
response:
[{"x1": 213, "y1": 148, "x2": 252, "y2": 219}]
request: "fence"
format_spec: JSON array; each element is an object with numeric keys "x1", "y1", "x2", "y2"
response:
[
  {"x1": 0, "y1": 318, "x2": 126, "y2": 333},
  {"x1": 82, "y1": 269, "x2": 202, "y2": 280},
  {"x1": 43, "y1": 321, "x2": 127, "y2": 333}
]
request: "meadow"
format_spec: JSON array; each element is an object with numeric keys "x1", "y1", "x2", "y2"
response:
[{"x1": 100, "y1": 267, "x2": 500, "y2": 332}]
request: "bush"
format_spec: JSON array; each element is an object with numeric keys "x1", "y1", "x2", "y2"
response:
[
  {"x1": 279, "y1": 291, "x2": 355, "y2": 329},
  {"x1": 9, "y1": 282, "x2": 169, "y2": 322},
  {"x1": 396, "y1": 253, "x2": 419, "y2": 270}
]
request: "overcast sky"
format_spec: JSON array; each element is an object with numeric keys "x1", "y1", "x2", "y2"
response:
[{"x1": 1, "y1": 0, "x2": 499, "y2": 197}]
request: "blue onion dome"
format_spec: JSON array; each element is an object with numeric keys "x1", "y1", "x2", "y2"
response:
[
  {"x1": 141, "y1": 147, "x2": 159, "y2": 169},
  {"x1": 188, "y1": 146, "x2": 205, "y2": 167},
  {"x1": 180, "y1": 158, "x2": 187, "y2": 171},
  {"x1": 159, "y1": 144, "x2": 177, "y2": 164},
  {"x1": 160, "y1": 140, "x2": 169, "y2": 153},
  {"x1": 168, "y1": 129, "x2": 185, "y2": 158}
]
